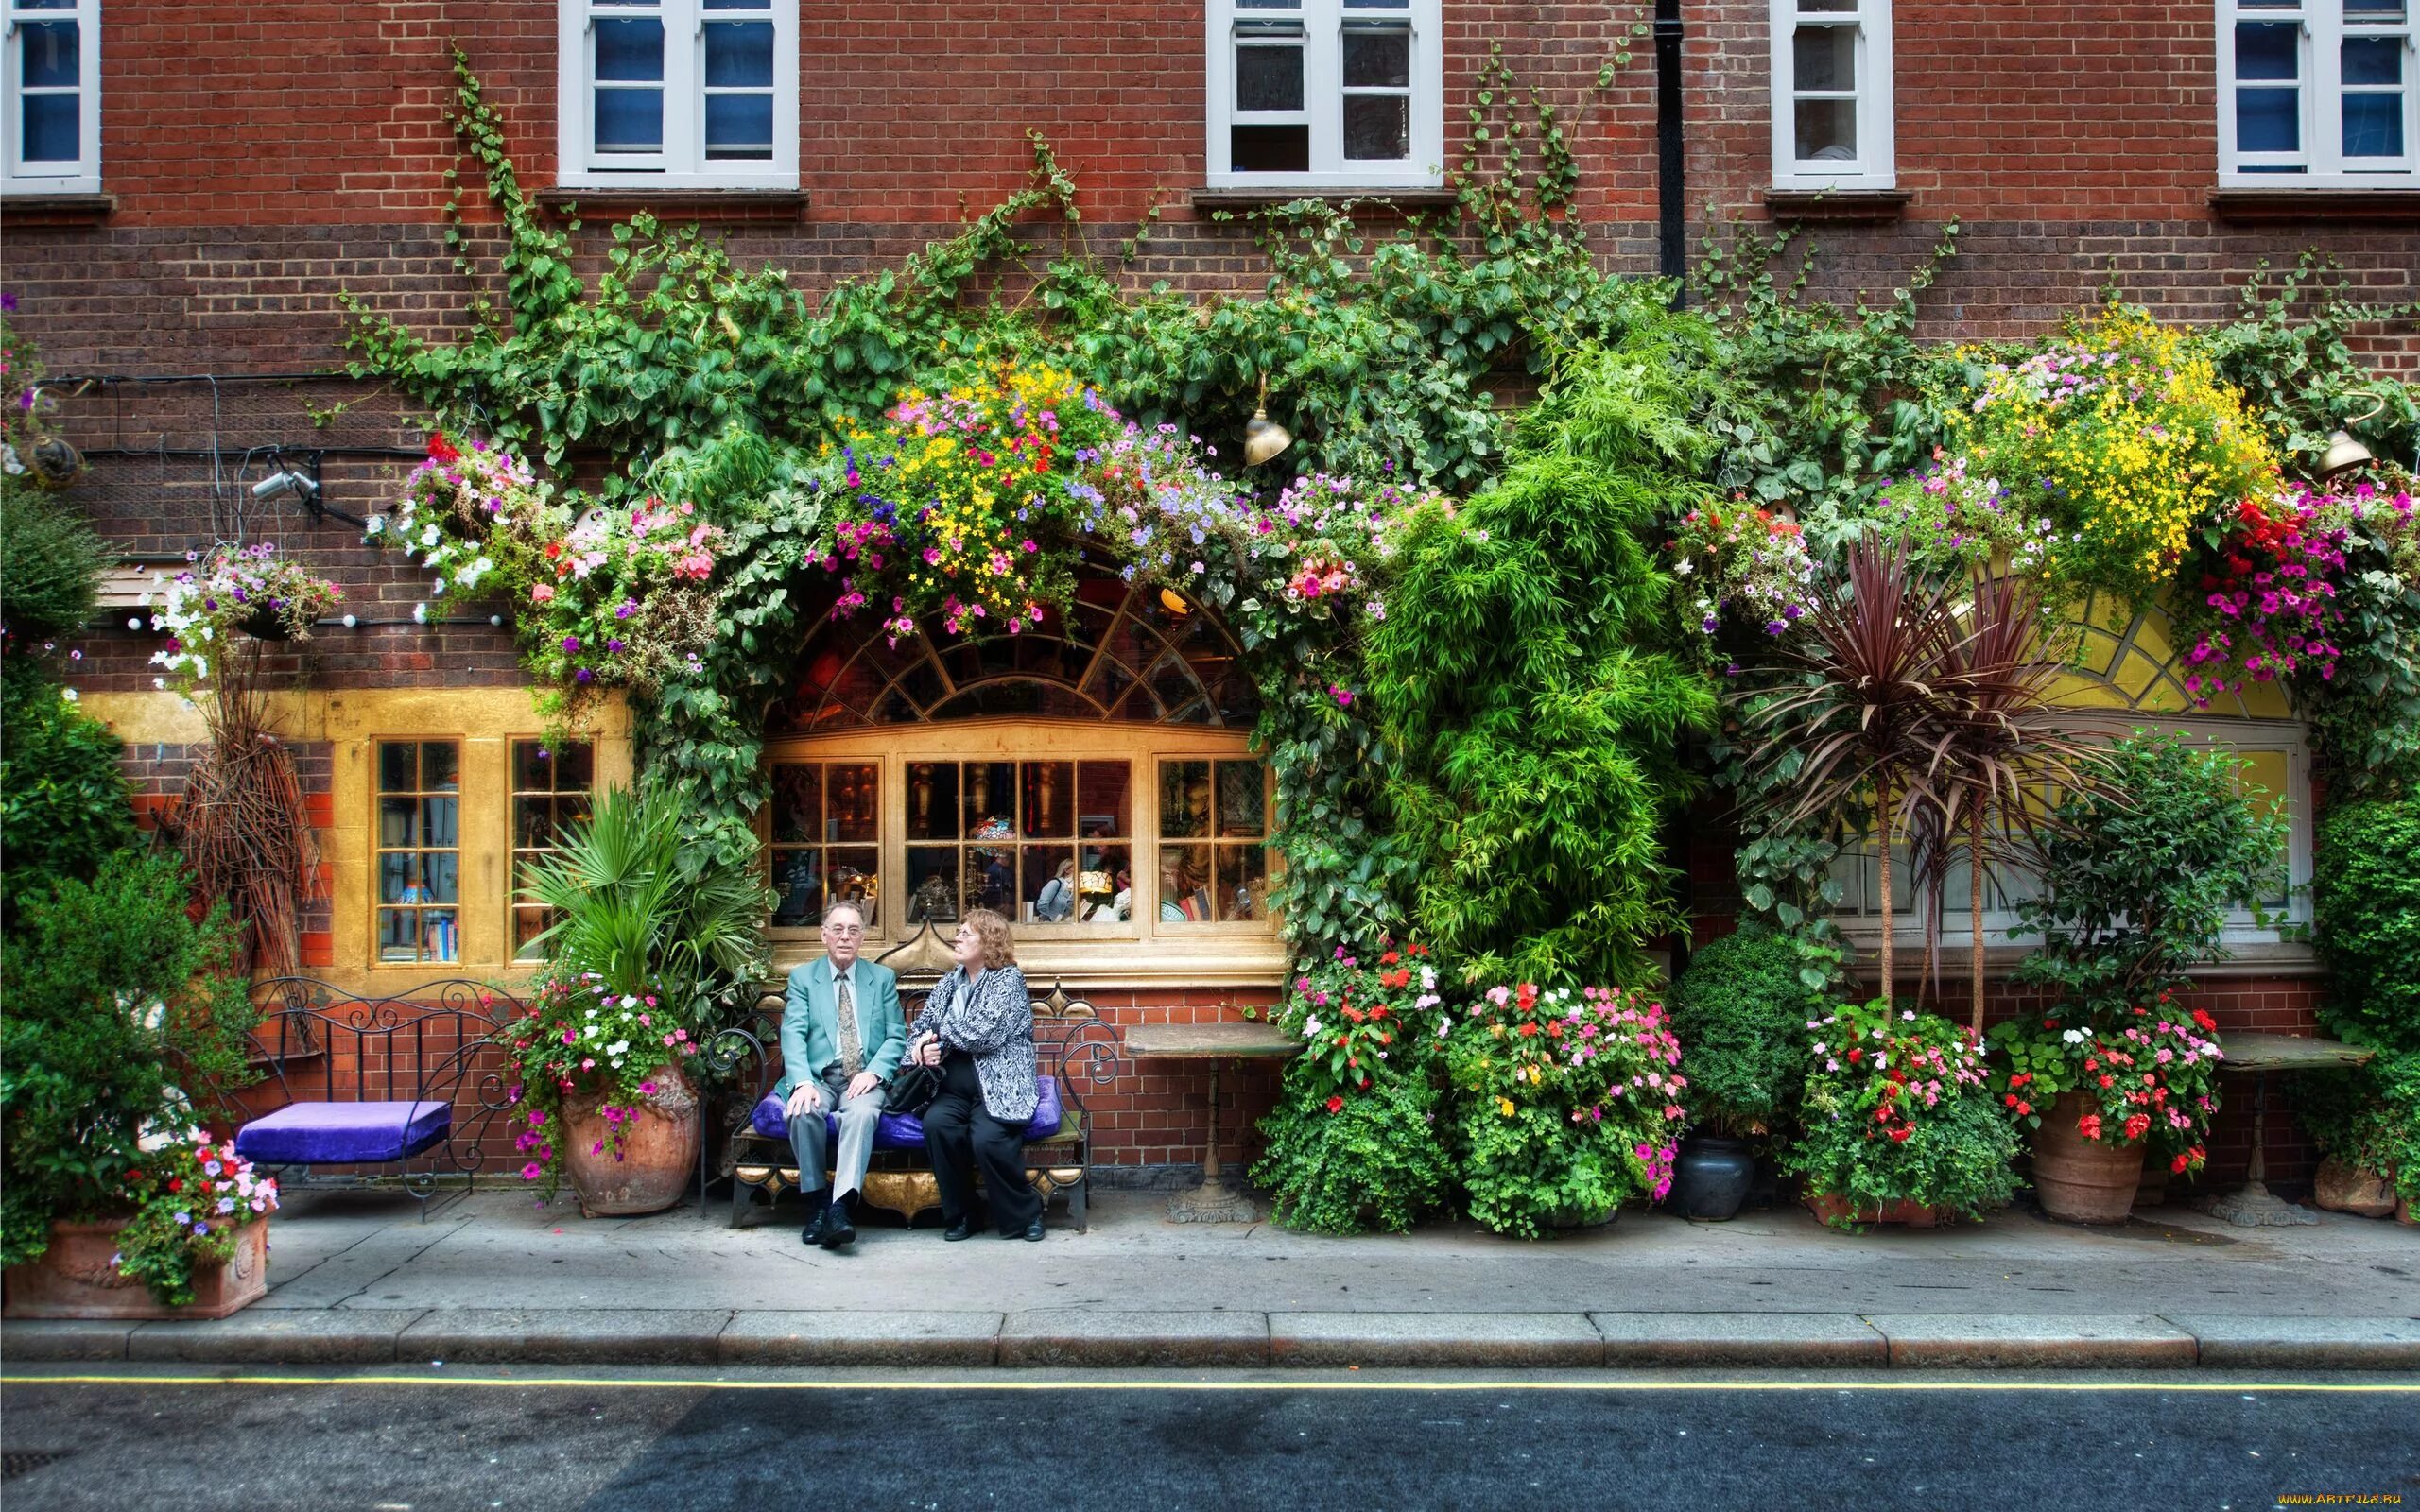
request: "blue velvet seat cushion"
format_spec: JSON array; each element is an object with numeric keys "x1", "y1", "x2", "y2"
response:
[
  {"x1": 234, "y1": 1100, "x2": 451, "y2": 1165},
  {"x1": 752, "y1": 1074, "x2": 1063, "y2": 1145}
]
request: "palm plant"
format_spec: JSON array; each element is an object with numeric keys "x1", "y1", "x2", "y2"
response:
[
  {"x1": 519, "y1": 784, "x2": 769, "y2": 1026},
  {"x1": 1742, "y1": 537, "x2": 1962, "y2": 998}
]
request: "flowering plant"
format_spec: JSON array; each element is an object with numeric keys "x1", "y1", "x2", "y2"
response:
[
  {"x1": 2177, "y1": 488, "x2": 2349, "y2": 701},
  {"x1": 1867, "y1": 452, "x2": 2053, "y2": 580},
  {"x1": 1444, "y1": 982, "x2": 1687, "y2": 1237},
  {"x1": 107, "y1": 1129, "x2": 279, "y2": 1307},
  {"x1": 147, "y1": 542, "x2": 342, "y2": 694},
  {"x1": 496, "y1": 973, "x2": 702, "y2": 1197},
  {"x1": 1781, "y1": 999, "x2": 2020, "y2": 1226},
  {"x1": 1962, "y1": 311, "x2": 2279, "y2": 603},
  {"x1": 1278, "y1": 940, "x2": 1447, "y2": 1110},
  {"x1": 1668, "y1": 495, "x2": 1816, "y2": 638},
  {"x1": 1987, "y1": 991, "x2": 2225, "y2": 1175}
]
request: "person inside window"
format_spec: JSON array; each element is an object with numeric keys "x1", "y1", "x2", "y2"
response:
[
  {"x1": 1089, "y1": 865, "x2": 1133, "y2": 923},
  {"x1": 906, "y1": 909, "x2": 1046, "y2": 1242},
  {"x1": 1159, "y1": 855, "x2": 1210, "y2": 922},
  {"x1": 1035, "y1": 858, "x2": 1078, "y2": 922}
]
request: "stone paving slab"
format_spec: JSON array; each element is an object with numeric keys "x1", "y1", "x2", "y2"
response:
[
  {"x1": 1270, "y1": 1312, "x2": 1604, "y2": 1367},
  {"x1": 1869, "y1": 1314, "x2": 2198, "y2": 1368},
  {"x1": 2168, "y1": 1314, "x2": 2420, "y2": 1370},
  {"x1": 997, "y1": 1310, "x2": 1270, "y2": 1367},
  {"x1": 0, "y1": 1319, "x2": 138, "y2": 1362},
  {"x1": 1592, "y1": 1312, "x2": 1889, "y2": 1367},
  {"x1": 395, "y1": 1308, "x2": 732, "y2": 1366},
  {"x1": 717, "y1": 1311, "x2": 1004, "y2": 1366},
  {"x1": 129, "y1": 1308, "x2": 426, "y2": 1365}
]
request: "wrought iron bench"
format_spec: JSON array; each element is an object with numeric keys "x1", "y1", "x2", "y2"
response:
[
  {"x1": 707, "y1": 926, "x2": 1118, "y2": 1231},
  {"x1": 225, "y1": 977, "x2": 516, "y2": 1220}
]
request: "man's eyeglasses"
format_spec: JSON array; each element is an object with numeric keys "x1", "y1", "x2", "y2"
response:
[{"x1": 821, "y1": 923, "x2": 864, "y2": 936}]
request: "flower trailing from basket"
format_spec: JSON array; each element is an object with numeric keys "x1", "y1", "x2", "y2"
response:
[
  {"x1": 109, "y1": 1129, "x2": 280, "y2": 1308},
  {"x1": 147, "y1": 541, "x2": 341, "y2": 695},
  {"x1": 1445, "y1": 982, "x2": 1688, "y2": 1238},
  {"x1": 1668, "y1": 494, "x2": 1816, "y2": 640},
  {"x1": 1987, "y1": 990, "x2": 2225, "y2": 1175},
  {"x1": 498, "y1": 974, "x2": 701, "y2": 1197}
]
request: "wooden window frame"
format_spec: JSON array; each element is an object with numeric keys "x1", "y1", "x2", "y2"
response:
[
  {"x1": 1204, "y1": 0, "x2": 1445, "y2": 190},
  {"x1": 1768, "y1": 0, "x2": 1896, "y2": 191},
  {"x1": 372, "y1": 738, "x2": 465, "y2": 971},
  {"x1": 555, "y1": 0, "x2": 800, "y2": 191},
  {"x1": 3, "y1": 0, "x2": 101, "y2": 196},
  {"x1": 2218, "y1": 0, "x2": 2417, "y2": 186},
  {"x1": 508, "y1": 738, "x2": 596, "y2": 963}
]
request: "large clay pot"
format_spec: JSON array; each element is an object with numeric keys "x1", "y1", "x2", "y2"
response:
[
  {"x1": 562, "y1": 1066, "x2": 700, "y2": 1217},
  {"x1": 2031, "y1": 1091, "x2": 2145, "y2": 1224},
  {"x1": 2, "y1": 1216, "x2": 268, "y2": 1320},
  {"x1": 1805, "y1": 1191, "x2": 1943, "y2": 1229},
  {"x1": 1671, "y1": 1135, "x2": 1755, "y2": 1221},
  {"x1": 2312, "y1": 1157, "x2": 2397, "y2": 1218}
]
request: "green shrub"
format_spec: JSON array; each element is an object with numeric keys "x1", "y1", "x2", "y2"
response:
[
  {"x1": 2296, "y1": 1050, "x2": 2420, "y2": 1206},
  {"x1": 1667, "y1": 922, "x2": 1819, "y2": 1135},
  {"x1": 0, "y1": 661, "x2": 137, "y2": 924},
  {"x1": 2311, "y1": 798, "x2": 2420, "y2": 1053},
  {"x1": 0, "y1": 851, "x2": 257, "y2": 1267},
  {"x1": 0, "y1": 484, "x2": 109, "y2": 641},
  {"x1": 1253, "y1": 1074, "x2": 1453, "y2": 1236}
]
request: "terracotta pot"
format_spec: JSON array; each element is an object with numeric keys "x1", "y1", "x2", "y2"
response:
[
  {"x1": 1804, "y1": 1191, "x2": 1944, "y2": 1228},
  {"x1": 562, "y1": 1065, "x2": 700, "y2": 1217},
  {"x1": 2, "y1": 1216, "x2": 268, "y2": 1320},
  {"x1": 2397, "y1": 1196, "x2": 2415, "y2": 1228},
  {"x1": 2312, "y1": 1157, "x2": 2397, "y2": 1218},
  {"x1": 2030, "y1": 1091, "x2": 2145, "y2": 1224}
]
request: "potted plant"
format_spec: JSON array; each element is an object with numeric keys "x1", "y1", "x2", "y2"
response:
[
  {"x1": 1991, "y1": 732, "x2": 2286, "y2": 1222},
  {"x1": 1784, "y1": 999, "x2": 2020, "y2": 1229},
  {"x1": 1665, "y1": 922, "x2": 1821, "y2": 1220},
  {"x1": 1445, "y1": 982, "x2": 1687, "y2": 1239},
  {"x1": 1, "y1": 851, "x2": 265, "y2": 1317},
  {"x1": 505, "y1": 783, "x2": 768, "y2": 1216},
  {"x1": 148, "y1": 542, "x2": 341, "y2": 672}
]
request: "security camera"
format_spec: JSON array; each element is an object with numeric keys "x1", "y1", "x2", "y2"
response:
[{"x1": 252, "y1": 469, "x2": 320, "y2": 506}]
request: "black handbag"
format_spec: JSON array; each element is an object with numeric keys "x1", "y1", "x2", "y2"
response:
[{"x1": 883, "y1": 1061, "x2": 942, "y2": 1116}]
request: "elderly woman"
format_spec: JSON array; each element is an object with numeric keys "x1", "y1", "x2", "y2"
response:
[{"x1": 907, "y1": 907, "x2": 1045, "y2": 1241}]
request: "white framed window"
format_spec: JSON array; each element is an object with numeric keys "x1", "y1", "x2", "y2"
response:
[
  {"x1": 556, "y1": 0, "x2": 798, "y2": 190},
  {"x1": 1204, "y1": 0, "x2": 1443, "y2": 189},
  {"x1": 3, "y1": 0, "x2": 100, "y2": 196},
  {"x1": 1768, "y1": 0, "x2": 1895, "y2": 189},
  {"x1": 2219, "y1": 0, "x2": 2415, "y2": 185}
]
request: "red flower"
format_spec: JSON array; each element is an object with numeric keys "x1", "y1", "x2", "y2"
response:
[
  {"x1": 2191, "y1": 1008, "x2": 2218, "y2": 1033},
  {"x1": 1846, "y1": 1047, "x2": 1863, "y2": 1064},
  {"x1": 1888, "y1": 1125, "x2": 1913, "y2": 1143},
  {"x1": 426, "y1": 434, "x2": 459, "y2": 464},
  {"x1": 1379, "y1": 951, "x2": 1399, "y2": 966},
  {"x1": 166, "y1": 1177, "x2": 183, "y2": 1194},
  {"x1": 1518, "y1": 1022, "x2": 1539, "y2": 1037},
  {"x1": 1324, "y1": 1096, "x2": 1344, "y2": 1114}
]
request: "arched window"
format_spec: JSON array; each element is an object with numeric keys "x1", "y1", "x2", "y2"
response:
[{"x1": 761, "y1": 564, "x2": 1282, "y2": 987}]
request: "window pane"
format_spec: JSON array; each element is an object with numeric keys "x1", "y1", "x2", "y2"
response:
[
  {"x1": 827, "y1": 764, "x2": 879, "y2": 842},
  {"x1": 2344, "y1": 93, "x2": 2405, "y2": 157},
  {"x1": 704, "y1": 18, "x2": 774, "y2": 83},
  {"x1": 906, "y1": 847, "x2": 959, "y2": 923},
  {"x1": 1021, "y1": 761, "x2": 1077, "y2": 839},
  {"x1": 1797, "y1": 0, "x2": 1857, "y2": 10},
  {"x1": 1081, "y1": 847, "x2": 1133, "y2": 923},
  {"x1": 771, "y1": 849, "x2": 823, "y2": 926},
  {"x1": 378, "y1": 851, "x2": 414, "y2": 905},
  {"x1": 705, "y1": 94, "x2": 774, "y2": 158},
  {"x1": 1236, "y1": 43, "x2": 1305, "y2": 111},
  {"x1": 964, "y1": 763, "x2": 1017, "y2": 839},
  {"x1": 1217, "y1": 845, "x2": 1269, "y2": 922},
  {"x1": 2237, "y1": 86, "x2": 2301, "y2": 151},
  {"x1": 964, "y1": 846, "x2": 1015, "y2": 914},
  {"x1": 1342, "y1": 28, "x2": 1410, "y2": 88},
  {"x1": 421, "y1": 797, "x2": 459, "y2": 848},
  {"x1": 908, "y1": 761, "x2": 960, "y2": 841},
  {"x1": 1792, "y1": 24, "x2": 1857, "y2": 92},
  {"x1": 1793, "y1": 97, "x2": 1858, "y2": 160},
  {"x1": 1215, "y1": 761, "x2": 1267, "y2": 838},
  {"x1": 513, "y1": 908, "x2": 550, "y2": 959},
  {"x1": 1160, "y1": 845, "x2": 1213, "y2": 922},
  {"x1": 2234, "y1": 22, "x2": 2298, "y2": 80},
  {"x1": 2343, "y1": 36, "x2": 2403, "y2": 87},
  {"x1": 595, "y1": 18, "x2": 665, "y2": 80},
  {"x1": 1343, "y1": 94, "x2": 1410, "y2": 160},
  {"x1": 704, "y1": 0, "x2": 772, "y2": 8},
  {"x1": 424, "y1": 850, "x2": 460, "y2": 904},
  {"x1": 1025, "y1": 847, "x2": 1079, "y2": 922},
  {"x1": 829, "y1": 847, "x2": 879, "y2": 928},
  {"x1": 596, "y1": 88, "x2": 665, "y2": 151},
  {"x1": 1078, "y1": 761, "x2": 1132, "y2": 839},
  {"x1": 1160, "y1": 761, "x2": 1211, "y2": 838},
  {"x1": 511, "y1": 741, "x2": 553, "y2": 791},
  {"x1": 771, "y1": 763, "x2": 823, "y2": 843},
  {"x1": 513, "y1": 797, "x2": 560, "y2": 850},
  {"x1": 20, "y1": 20, "x2": 77, "y2": 87},
  {"x1": 2344, "y1": 0, "x2": 2405, "y2": 16},
  {"x1": 379, "y1": 742, "x2": 417, "y2": 792},
  {"x1": 422, "y1": 742, "x2": 459, "y2": 790}
]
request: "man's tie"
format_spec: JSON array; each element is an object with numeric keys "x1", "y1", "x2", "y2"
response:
[{"x1": 835, "y1": 972, "x2": 863, "y2": 1078}]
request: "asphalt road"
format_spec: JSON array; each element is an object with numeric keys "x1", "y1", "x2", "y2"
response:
[{"x1": 4, "y1": 1369, "x2": 2416, "y2": 1511}]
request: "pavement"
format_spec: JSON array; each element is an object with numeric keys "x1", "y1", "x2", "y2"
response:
[{"x1": 6, "y1": 1185, "x2": 2418, "y2": 1370}]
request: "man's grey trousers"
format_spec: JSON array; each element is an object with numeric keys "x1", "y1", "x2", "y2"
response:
[{"x1": 786, "y1": 1066, "x2": 883, "y2": 1199}]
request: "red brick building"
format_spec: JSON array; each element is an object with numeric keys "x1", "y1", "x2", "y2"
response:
[{"x1": 5, "y1": 1, "x2": 2414, "y2": 1186}]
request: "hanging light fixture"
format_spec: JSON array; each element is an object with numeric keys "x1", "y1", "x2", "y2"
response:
[
  {"x1": 1242, "y1": 374, "x2": 1293, "y2": 467},
  {"x1": 2318, "y1": 391, "x2": 2387, "y2": 479}
]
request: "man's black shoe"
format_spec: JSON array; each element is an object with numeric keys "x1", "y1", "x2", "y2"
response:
[
  {"x1": 942, "y1": 1218, "x2": 975, "y2": 1241},
  {"x1": 800, "y1": 1204, "x2": 830, "y2": 1246},
  {"x1": 818, "y1": 1198, "x2": 856, "y2": 1248}
]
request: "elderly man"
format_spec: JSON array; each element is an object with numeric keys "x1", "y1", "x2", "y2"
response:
[{"x1": 776, "y1": 902, "x2": 905, "y2": 1248}]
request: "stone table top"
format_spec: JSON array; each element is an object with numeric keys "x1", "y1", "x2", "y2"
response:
[
  {"x1": 1121, "y1": 1022, "x2": 1303, "y2": 1059},
  {"x1": 2215, "y1": 1031, "x2": 2374, "y2": 1072}
]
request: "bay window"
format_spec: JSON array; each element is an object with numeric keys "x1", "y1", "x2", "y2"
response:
[
  {"x1": 2220, "y1": 0, "x2": 2415, "y2": 183},
  {"x1": 557, "y1": 0, "x2": 799, "y2": 189},
  {"x1": 1205, "y1": 0, "x2": 1444, "y2": 188}
]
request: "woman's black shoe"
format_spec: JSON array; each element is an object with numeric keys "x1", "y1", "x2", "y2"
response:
[
  {"x1": 1009, "y1": 1218, "x2": 1045, "y2": 1242},
  {"x1": 942, "y1": 1218, "x2": 976, "y2": 1242}
]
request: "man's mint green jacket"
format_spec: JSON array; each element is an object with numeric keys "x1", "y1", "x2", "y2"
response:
[{"x1": 774, "y1": 955, "x2": 906, "y2": 1096}]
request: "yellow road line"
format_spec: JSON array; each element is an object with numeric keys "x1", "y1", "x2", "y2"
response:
[{"x1": 7, "y1": 1373, "x2": 2417, "y2": 1394}]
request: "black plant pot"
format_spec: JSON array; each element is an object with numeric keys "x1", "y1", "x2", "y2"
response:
[
  {"x1": 1671, "y1": 1135, "x2": 1755, "y2": 1222},
  {"x1": 238, "y1": 607, "x2": 298, "y2": 642}
]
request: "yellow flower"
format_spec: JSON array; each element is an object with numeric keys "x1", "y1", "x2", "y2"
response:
[{"x1": 1496, "y1": 1096, "x2": 1517, "y2": 1117}]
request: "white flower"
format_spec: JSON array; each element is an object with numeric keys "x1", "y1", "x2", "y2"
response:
[
  {"x1": 59, "y1": 687, "x2": 78, "y2": 703},
  {"x1": 2062, "y1": 1028, "x2": 2088, "y2": 1044},
  {"x1": 1301, "y1": 1016, "x2": 1321, "y2": 1040},
  {"x1": 606, "y1": 1040, "x2": 630, "y2": 1057},
  {"x1": 1673, "y1": 558, "x2": 1694, "y2": 576},
  {"x1": 430, "y1": 576, "x2": 447, "y2": 596},
  {"x1": 419, "y1": 525, "x2": 440, "y2": 547},
  {"x1": 365, "y1": 516, "x2": 386, "y2": 537},
  {"x1": 411, "y1": 602, "x2": 429, "y2": 624}
]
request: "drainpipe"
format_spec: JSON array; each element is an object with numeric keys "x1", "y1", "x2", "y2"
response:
[{"x1": 1654, "y1": 0, "x2": 1686, "y2": 285}]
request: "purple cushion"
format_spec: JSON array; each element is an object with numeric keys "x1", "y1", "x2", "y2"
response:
[
  {"x1": 235, "y1": 1100, "x2": 451, "y2": 1165},
  {"x1": 750, "y1": 1075, "x2": 1065, "y2": 1145}
]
